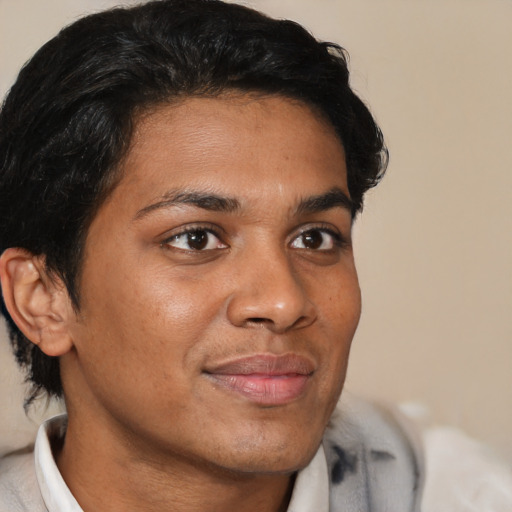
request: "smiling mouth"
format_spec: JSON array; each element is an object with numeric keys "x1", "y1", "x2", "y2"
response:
[{"x1": 203, "y1": 354, "x2": 315, "y2": 406}]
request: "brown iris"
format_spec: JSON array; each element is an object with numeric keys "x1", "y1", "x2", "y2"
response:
[
  {"x1": 187, "y1": 230, "x2": 209, "y2": 250},
  {"x1": 301, "y1": 230, "x2": 323, "y2": 250}
]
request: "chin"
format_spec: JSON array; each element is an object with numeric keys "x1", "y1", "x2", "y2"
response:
[{"x1": 213, "y1": 425, "x2": 323, "y2": 475}]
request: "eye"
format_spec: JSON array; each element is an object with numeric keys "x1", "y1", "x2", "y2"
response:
[
  {"x1": 290, "y1": 228, "x2": 341, "y2": 251},
  {"x1": 164, "y1": 228, "x2": 227, "y2": 251}
]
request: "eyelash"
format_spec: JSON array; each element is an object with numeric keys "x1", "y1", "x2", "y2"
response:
[
  {"x1": 161, "y1": 224, "x2": 226, "y2": 252},
  {"x1": 292, "y1": 225, "x2": 348, "y2": 251},
  {"x1": 160, "y1": 224, "x2": 348, "y2": 253}
]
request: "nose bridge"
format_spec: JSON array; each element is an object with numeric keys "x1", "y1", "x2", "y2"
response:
[{"x1": 226, "y1": 241, "x2": 316, "y2": 332}]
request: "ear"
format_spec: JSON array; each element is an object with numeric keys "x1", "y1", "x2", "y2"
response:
[{"x1": 0, "y1": 248, "x2": 75, "y2": 357}]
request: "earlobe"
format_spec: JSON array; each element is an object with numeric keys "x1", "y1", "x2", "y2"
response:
[{"x1": 0, "y1": 248, "x2": 75, "y2": 357}]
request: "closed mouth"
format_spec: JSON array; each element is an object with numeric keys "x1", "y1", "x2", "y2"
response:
[{"x1": 203, "y1": 353, "x2": 315, "y2": 405}]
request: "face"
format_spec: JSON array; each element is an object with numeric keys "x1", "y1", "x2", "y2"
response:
[{"x1": 62, "y1": 94, "x2": 361, "y2": 475}]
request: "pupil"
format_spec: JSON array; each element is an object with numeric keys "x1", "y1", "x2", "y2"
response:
[
  {"x1": 303, "y1": 231, "x2": 322, "y2": 249},
  {"x1": 188, "y1": 230, "x2": 208, "y2": 250}
]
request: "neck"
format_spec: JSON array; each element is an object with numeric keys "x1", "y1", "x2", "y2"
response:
[{"x1": 55, "y1": 414, "x2": 295, "y2": 512}]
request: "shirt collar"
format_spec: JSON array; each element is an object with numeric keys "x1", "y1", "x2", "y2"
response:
[
  {"x1": 286, "y1": 444, "x2": 330, "y2": 512},
  {"x1": 34, "y1": 414, "x2": 329, "y2": 512},
  {"x1": 34, "y1": 414, "x2": 82, "y2": 512}
]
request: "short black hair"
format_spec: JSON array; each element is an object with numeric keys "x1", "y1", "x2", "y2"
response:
[{"x1": 0, "y1": 0, "x2": 387, "y2": 400}]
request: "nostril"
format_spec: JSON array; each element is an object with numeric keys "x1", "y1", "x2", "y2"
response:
[{"x1": 247, "y1": 318, "x2": 267, "y2": 324}]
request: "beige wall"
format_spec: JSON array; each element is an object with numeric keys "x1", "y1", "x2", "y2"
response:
[{"x1": 1, "y1": 0, "x2": 511, "y2": 460}]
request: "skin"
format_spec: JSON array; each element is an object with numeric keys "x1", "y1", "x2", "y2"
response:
[{"x1": 2, "y1": 94, "x2": 362, "y2": 512}]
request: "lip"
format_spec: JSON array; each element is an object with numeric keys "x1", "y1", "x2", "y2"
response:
[{"x1": 204, "y1": 354, "x2": 315, "y2": 406}]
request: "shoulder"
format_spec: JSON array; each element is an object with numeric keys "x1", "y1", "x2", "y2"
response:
[
  {"x1": 0, "y1": 448, "x2": 47, "y2": 512},
  {"x1": 322, "y1": 395, "x2": 512, "y2": 512},
  {"x1": 421, "y1": 425, "x2": 512, "y2": 511}
]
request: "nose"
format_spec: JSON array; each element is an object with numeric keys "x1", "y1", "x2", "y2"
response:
[{"x1": 226, "y1": 250, "x2": 317, "y2": 333}]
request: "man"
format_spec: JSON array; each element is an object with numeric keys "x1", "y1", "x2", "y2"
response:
[{"x1": 0, "y1": 1, "x2": 509, "y2": 511}]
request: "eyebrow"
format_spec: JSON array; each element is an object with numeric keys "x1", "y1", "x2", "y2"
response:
[
  {"x1": 295, "y1": 187, "x2": 354, "y2": 216},
  {"x1": 134, "y1": 186, "x2": 353, "y2": 220},
  {"x1": 134, "y1": 190, "x2": 241, "y2": 220}
]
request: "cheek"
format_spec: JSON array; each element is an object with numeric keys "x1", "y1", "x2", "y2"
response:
[
  {"x1": 135, "y1": 268, "x2": 228, "y2": 343},
  {"x1": 322, "y1": 264, "x2": 362, "y2": 334},
  {"x1": 82, "y1": 263, "x2": 228, "y2": 373},
  {"x1": 68, "y1": 270, "x2": 207, "y2": 419},
  {"x1": 319, "y1": 270, "x2": 361, "y2": 375}
]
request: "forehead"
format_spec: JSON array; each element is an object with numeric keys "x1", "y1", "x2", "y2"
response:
[
  {"x1": 120, "y1": 94, "x2": 347, "y2": 200},
  {"x1": 94, "y1": 94, "x2": 349, "y2": 231}
]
